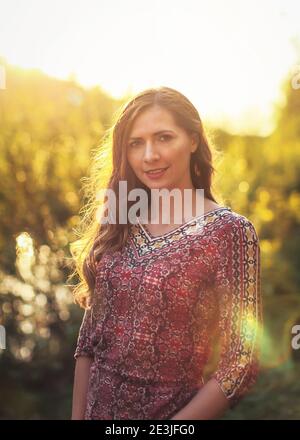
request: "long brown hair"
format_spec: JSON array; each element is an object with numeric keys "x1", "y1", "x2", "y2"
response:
[{"x1": 67, "y1": 86, "x2": 222, "y2": 309}]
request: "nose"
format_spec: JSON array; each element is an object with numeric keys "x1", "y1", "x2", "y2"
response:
[{"x1": 143, "y1": 140, "x2": 160, "y2": 162}]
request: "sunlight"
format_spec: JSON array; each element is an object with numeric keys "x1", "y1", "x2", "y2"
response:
[
  {"x1": 1, "y1": 0, "x2": 299, "y2": 135},
  {"x1": 16, "y1": 232, "x2": 35, "y2": 283}
]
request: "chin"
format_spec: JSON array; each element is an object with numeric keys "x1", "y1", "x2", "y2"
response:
[{"x1": 144, "y1": 181, "x2": 171, "y2": 190}]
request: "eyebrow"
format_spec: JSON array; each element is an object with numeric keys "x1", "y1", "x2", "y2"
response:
[{"x1": 128, "y1": 130, "x2": 175, "y2": 141}]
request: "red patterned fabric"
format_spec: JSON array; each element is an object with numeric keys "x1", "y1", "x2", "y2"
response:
[{"x1": 74, "y1": 207, "x2": 262, "y2": 419}]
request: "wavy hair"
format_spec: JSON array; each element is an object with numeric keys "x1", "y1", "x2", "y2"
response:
[{"x1": 67, "y1": 86, "x2": 223, "y2": 309}]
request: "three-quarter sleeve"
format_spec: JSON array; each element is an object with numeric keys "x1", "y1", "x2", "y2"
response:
[
  {"x1": 210, "y1": 215, "x2": 263, "y2": 407},
  {"x1": 74, "y1": 306, "x2": 95, "y2": 360}
]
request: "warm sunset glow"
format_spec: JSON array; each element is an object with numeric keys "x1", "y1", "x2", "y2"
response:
[{"x1": 1, "y1": 0, "x2": 300, "y2": 135}]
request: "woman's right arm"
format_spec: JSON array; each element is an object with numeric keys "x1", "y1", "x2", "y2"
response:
[
  {"x1": 71, "y1": 356, "x2": 93, "y2": 420},
  {"x1": 72, "y1": 306, "x2": 95, "y2": 419}
]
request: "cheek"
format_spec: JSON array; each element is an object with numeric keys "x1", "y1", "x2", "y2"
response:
[
  {"x1": 170, "y1": 146, "x2": 191, "y2": 166},
  {"x1": 127, "y1": 151, "x2": 141, "y2": 171}
]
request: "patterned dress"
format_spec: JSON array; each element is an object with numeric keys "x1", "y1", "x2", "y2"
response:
[{"x1": 74, "y1": 207, "x2": 263, "y2": 420}]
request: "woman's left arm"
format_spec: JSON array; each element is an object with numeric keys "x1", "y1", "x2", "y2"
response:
[
  {"x1": 170, "y1": 378, "x2": 230, "y2": 420},
  {"x1": 171, "y1": 216, "x2": 263, "y2": 420}
]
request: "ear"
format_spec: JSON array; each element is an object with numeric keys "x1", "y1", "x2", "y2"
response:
[{"x1": 190, "y1": 133, "x2": 198, "y2": 153}]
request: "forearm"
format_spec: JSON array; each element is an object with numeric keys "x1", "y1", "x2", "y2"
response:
[
  {"x1": 170, "y1": 378, "x2": 230, "y2": 420},
  {"x1": 71, "y1": 356, "x2": 94, "y2": 420}
]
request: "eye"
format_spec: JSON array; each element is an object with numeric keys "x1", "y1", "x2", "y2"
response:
[
  {"x1": 129, "y1": 140, "x2": 140, "y2": 148},
  {"x1": 158, "y1": 134, "x2": 171, "y2": 142}
]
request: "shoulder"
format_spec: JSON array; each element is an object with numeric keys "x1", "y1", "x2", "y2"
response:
[{"x1": 215, "y1": 208, "x2": 259, "y2": 244}]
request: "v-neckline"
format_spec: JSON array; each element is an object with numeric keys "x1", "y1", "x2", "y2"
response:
[{"x1": 136, "y1": 206, "x2": 231, "y2": 241}]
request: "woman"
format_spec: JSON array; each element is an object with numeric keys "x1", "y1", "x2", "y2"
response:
[{"x1": 70, "y1": 86, "x2": 263, "y2": 420}]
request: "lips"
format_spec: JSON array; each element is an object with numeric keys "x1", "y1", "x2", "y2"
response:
[
  {"x1": 144, "y1": 166, "x2": 169, "y2": 180},
  {"x1": 145, "y1": 167, "x2": 169, "y2": 174}
]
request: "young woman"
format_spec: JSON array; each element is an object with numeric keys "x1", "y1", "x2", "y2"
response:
[{"x1": 71, "y1": 86, "x2": 263, "y2": 420}]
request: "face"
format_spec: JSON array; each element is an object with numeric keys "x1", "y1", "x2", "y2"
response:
[{"x1": 126, "y1": 105, "x2": 197, "y2": 191}]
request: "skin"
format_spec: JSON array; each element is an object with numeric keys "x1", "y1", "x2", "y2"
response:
[
  {"x1": 127, "y1": 105, "x2": 230, "y2": 418},
  {"x1": 126, "y1": 105, "x2": 221, "y2": 236},
  {"x1": 71, "y1": 356, "x2": 93, "y2": 419},
  {"x1": 72, "y1": 105, "x2": 229, "y2": 420}
]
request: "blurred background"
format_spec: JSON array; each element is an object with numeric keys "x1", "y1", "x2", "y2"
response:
[{"x1": 0, "y1": 0, "x2": 300, "y2": 419}]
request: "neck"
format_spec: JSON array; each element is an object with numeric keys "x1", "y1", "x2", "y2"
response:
[{"x1": 148, "y1": 187, "x2": 204, "y2": 225}]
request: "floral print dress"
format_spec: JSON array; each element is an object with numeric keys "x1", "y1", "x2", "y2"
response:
[{"x1": 74, "y1": 207, "x2": 263, "y2": 419}]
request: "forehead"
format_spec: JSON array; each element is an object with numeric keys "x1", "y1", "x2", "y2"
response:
[{"x1": 129, "y1": 106, "x2": 179, "y2": 136}]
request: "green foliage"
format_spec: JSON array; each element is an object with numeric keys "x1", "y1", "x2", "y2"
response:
[{"x1": 0, "y1": 63, "x2": 299, "y2": 419}]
